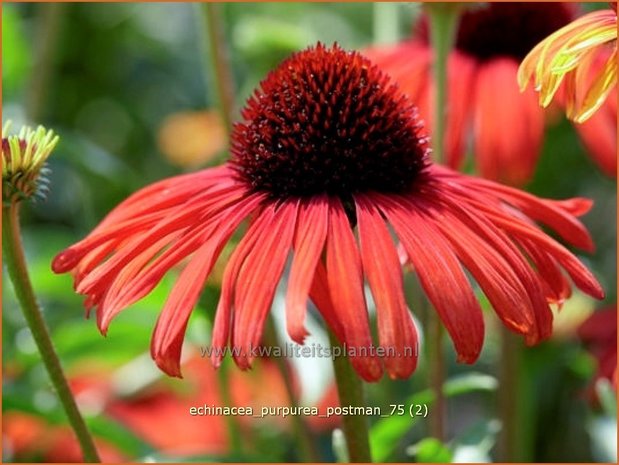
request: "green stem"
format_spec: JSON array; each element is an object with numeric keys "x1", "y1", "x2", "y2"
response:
[
  {"x1": 199, "y1": 2, "x2": 236, "y2": 136},
  {"x1": 328, "y1": 331, "x2": 372, "y2": 463},
  {"x1": 498, "y1": 327, "x2": 522, "y2": 461},
  {"x1": 426, "y1": 3, "x2": 461, "y2": 165},
  {"x1": 427, "y1": 312, "x2": 445, "y2": 441},
  {"x1": 26, "y1": 3, "x2": 66, "y2": 122},
  {"x1": 424, "y1": 3, "x2": 462, "y2": 441},
  {"x1": 265, "y1": 319, "x2": 319, "y2": 462},
  {"x1": 2, "y1": 204, "x2": 100, "y2": 462},
  {"x1": 215, "y1": 357, "x2": 245, "y2": 456}
]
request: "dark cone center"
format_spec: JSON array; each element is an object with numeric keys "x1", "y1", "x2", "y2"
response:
[{"x1": 231, "y1": 43, "x2": 429, "y2": 198}]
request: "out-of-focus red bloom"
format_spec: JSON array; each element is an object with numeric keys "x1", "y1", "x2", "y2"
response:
[
  {"x1": 578, "y1": 307, "x2": 617, "y2": 396},
  {"x1": 105, "y1": 357, "x2": 228, "y2": 457},
  {"x1": 365, "y1": 3, "x2": 616, "y2": 185},
  {"x1": 2, "y1": 411, "x2": 125, "y2": 463},
  {"x1": 106, "y1": 357, "x2": 317, "y2": 456},
  {"x1": 53, "y1": 43, "x2": 603, "y2": 383},
  {"x1": 4, "y1": 356, "x2": 337, "y2": 461}
]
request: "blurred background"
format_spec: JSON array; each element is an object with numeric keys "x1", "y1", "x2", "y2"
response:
[{"x1": 2, "y1": 2, "x2": 617, "y2": 462}]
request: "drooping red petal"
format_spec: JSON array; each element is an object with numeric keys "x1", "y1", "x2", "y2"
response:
[
  {"x1": 99, "y1": 193, "x2": 266, "y2": 333},
  {"x1": 232, "y1": 200, "x2": 298, "y2": 369},
  {"x1": 473, "y1": 58, "x2": 544, "y2": 186},
  {"x1": 355, "y1": 194, "x2": 418, "y2": 379},
  {"x1": 97, "y1": 233, "x2": 181, "y2": 333},
  {"x1": 376, "y1": 193, "x2": 484, "y2": 363},
  {"x1": 439, "y1": 194, "x2": 554, "y2": 343},
  {"x1": 572, "y1": 91, "x2": 617, "y2": 177},
  {"x1": 470, "y1": 201, "x2": 604, "y2": 300},
  {"x1": 150, "y1": 196, "x2": 263, "y2": 377},
  {"x1": 73, "y1": 240, "x2": 122, "y2": 290},
  {"x1": 467, "y1": 175, "x2": 595, "y2": 251},
  {"x1": 210, "y1": 204, "x2": 274, "y2": 367},
  {"x1": 52, "y1": 168, "x2": 237, "y2": 274},
  {"x1": 518, "y1": 237, "x2": 572, "y2": 305},
  {"x1": 52, "y1": 212, "x2": 168, "y2": 274},
  {"x1": 94, "y1": 166, "x2": 234, "y2": 230},
  {"x1": 74, "y1": 184, "x2": 246, "y2": 296},
  {"x1": 325, "y1": 198, "x2": 382, "y2": 381},
  {"x1": 428, "y1": 203, "x2": 537, "y2": 335},
  {"x1": 429, "y1": 167, "x2": 604, "y2": 302},
  {"x1": 443, "y1": 51, "x2": 477, "y2": 169},
  {"x1": 286, "y1": 195, "x2": 329, "y2": 343},
  {"x1": 308, "y1": 261, "x2": 345, "y2": 343}
]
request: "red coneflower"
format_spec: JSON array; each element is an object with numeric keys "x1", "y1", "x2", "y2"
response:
[
  {"x1": 53, "y1": 43, "x2": 603, "y2": 382},
  {"x1": 365, "y1": 3, "x2": 616, "y2": 185}
]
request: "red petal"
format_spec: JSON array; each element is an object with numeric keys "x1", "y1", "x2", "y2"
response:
[
  {"x1": 325, "y1": 198, "x2": 382, "y2": 381},
  {"x1": 149, "y1": 194, "x2": 262, "y2": 377},
  {"x1": 468, "y1": 177, "x2": 595, "y2": 251},
  {"x1": 444, "y1": 51, "x2": 476, "y2": 169},
  {"x1": 376, "y1": 193, "x2": 484, "y2": 364},
  {"x1": 433, "y1": 190, "x2": 557, "y2": 343},
  {"x1": 211, "y1": 204, "x2": 274, "y2": 367},
  {"x1": 151, "y1": 232, "x2": 236, "y2": 377},
  {"x1": 232, "y1": 200, "x2": 298, "y2": 369},
  {"x1": 101, "y1": 193, "x2": 265, "y2": 333},
  {"x1": 573, "y1": 92, "x2": 617, "y2": 177},
  {"x1": 286, "y1": 195, "x2": 329, "y2": 343},
  {"x1": 478, "y1": 205, "x2": 604, "y2": 300},
  {"x1": 473, "y1": 58, "x2": 544, "y2": 186},
  {"x1": 75, "y1": 184, "x2": 247, "y2": 295},
  {"x1": 308, "y1": 261, "x2": 345, "y2": 342},
  {"x1": 97, "y1": 234, "x2": 181, "y2": 334},
  {"x1": 519, "y1": 238, "x2": 572, "y2": 306},
  {"x1": 429, "y1": 204, "x2": 537, "y2": 335},
  {"x1": 356, "y1": 195, "x2": 418, "y2": 379}
]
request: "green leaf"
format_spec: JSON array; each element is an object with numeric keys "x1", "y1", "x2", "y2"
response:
[
  {"x1": 408, "y1": 437, "x2": 452, "y2": 463},
  {"x1": 2, "y1": 4, "x2": 31, "y2": 94},
  {"x1": 370, "y1": 373, "x2": 497, "y2": 462}
]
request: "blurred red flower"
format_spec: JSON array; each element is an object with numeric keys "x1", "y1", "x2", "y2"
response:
[
  {"x1": 106, "y1": 357, "x2": 337, "y2": 456},
  {"x1": 578, "y1": 307, "x2": 617, "y2": 398},
  {"x1": 4, "y1": 355, "x2": 339, "y2": 461},
  {"x1": 53, "y1": 43, "x2": 603, "y2": 383},
  {"x1": 2, "y1": 411, "x2": 125, "y2": 463},
  {"x1": 365, "y1": 3, "x2": 616, "y2": 185}
]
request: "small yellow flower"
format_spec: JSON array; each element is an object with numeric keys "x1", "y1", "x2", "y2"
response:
[
  {"x1": 2, "y1": 121, "x2": 59, "y2": 204},
  {"x1": 518, "y1": 6, "x2": 617, "y2": 123}
]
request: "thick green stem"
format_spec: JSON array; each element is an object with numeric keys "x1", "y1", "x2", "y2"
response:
[
  {"x1": 199, "y1": 2, "x2": 236, "y2": 136},
  {"x1": 498, "y1": 327, "x2": 522, "y2": 461},
  {"x1": 215, "y1": 357, "x2": 245, "y2": 456},
  {"x1": 328, "y1": 332, "x2": 372, "y2": 463},
  {"x1": 426, "y1": 3, "x2": 461, "y2": 165},
  {"x1": 427, "y1": 312, "x2": 445, "y2": 441},
  {"x1": 265, "y1": 319, "x2": 319, "y2": 462},
  {"x1": 2, "y1": 204, "x2": 100, "y2": 462},
  {"x1": 424, "y1": 3, "x2": 462, "y2": 441}
]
